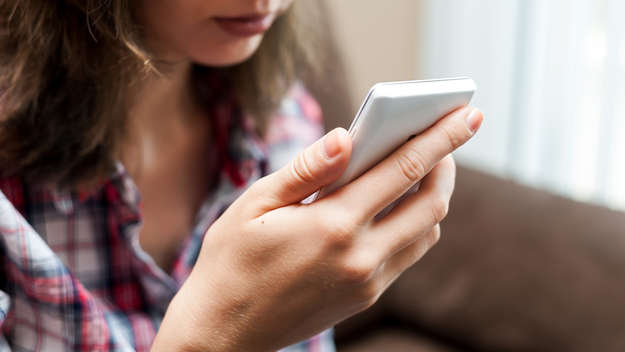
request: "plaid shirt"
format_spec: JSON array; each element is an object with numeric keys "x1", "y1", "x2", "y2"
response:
[{"x1": 0, "y1": 83, "x2": 335, "y2": 351}]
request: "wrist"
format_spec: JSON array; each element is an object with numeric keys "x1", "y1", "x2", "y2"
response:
[
  {"x1": 151, "y1": 289, "x2": 222, "y2": 352},
  {"x1": 151, "y1": 272, "x2": 259, "y2": 352},
  {"x1": 151, "y1": 292, "x2": 209, "y2": 352}
]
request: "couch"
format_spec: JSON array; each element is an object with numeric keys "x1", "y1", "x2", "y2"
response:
[{"x1": 333, "y1": 166, "x2": 625, "y2": 351}]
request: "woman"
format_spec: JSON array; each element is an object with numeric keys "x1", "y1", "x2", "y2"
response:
[{"x1": 0, "y1": 1, "x2": 483, "y2": 351}]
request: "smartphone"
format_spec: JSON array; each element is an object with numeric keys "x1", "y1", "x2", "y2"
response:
[{"x1": 314, "y1": 77, "x2": 476, "y2": 200}]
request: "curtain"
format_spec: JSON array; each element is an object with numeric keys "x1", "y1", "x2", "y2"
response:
[{"x1": 419, "y1": 0, "x2": 625, "y2": 210}]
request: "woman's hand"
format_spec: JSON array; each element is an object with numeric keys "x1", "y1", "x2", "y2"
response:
[{"x1": 152, "y1": 107, "x2": 483, "y2": 352}]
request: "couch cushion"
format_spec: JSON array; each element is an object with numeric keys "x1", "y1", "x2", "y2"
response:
[
  {"x1": 339, "y1": 329, "x2": 458, "y2": 352},
  {"x1": 382, "y1": 166, "x2": 625, "y2": 351}
]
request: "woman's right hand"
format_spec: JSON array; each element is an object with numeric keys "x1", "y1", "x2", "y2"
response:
[{"x1": 152, "y1": 107, "x2": 483, "y2": 352}]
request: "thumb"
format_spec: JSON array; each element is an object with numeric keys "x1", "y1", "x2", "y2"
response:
[{"x1": 250, "y1": 128, "x2": 351, "y2": 212}]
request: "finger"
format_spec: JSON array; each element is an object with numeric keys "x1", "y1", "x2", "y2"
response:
[
  {"x1": 369, "y1": 155, "x2": 455, "y2": 261},
  {"x1": 374, "y1": 181, "x2": 422, "y2": 222},
  {"x1": 376, "y1": 224, "x2": 441, "y2": 292},
  {"x1": 246, "y1": 128, "x2": 352, "y2": 214},
  {"x1": 332, "y1": 107, "x2": 481, "y2": 222}
]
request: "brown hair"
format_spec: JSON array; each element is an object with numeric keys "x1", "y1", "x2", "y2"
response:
[{"x1": 0, "y1": 1, "x2": 318, "y2": 188}]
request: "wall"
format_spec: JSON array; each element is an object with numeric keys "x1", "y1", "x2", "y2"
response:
[{"x1": 322, "y1": 0, "x2": 422, "y2": 115}]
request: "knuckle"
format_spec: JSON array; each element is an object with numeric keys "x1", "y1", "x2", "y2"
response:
[
  {"x1": 446, "y1": 154, "x2": 457, "y2": 170},
  {"x1": 321, "y1": 214, "x2": 358, "y2": 249},
  {"x1": 358, "y1": 281, "x2": 382, "y2": 309},
  {"x1": 440, "y1": 122, "x2": 465, "y2": 150},
  {"x1": 291, "y1": 151, "x2": 316, "y2": 184},
  {"x1": 429, "y1": 195, "x2": 449, "y2": 224},
  {"x1": 339, "y1": 256, "x2": 377, "y2": 285},
  {"x1": 430, "y1": 225, "x2": 442, "y2": 246},
  {"x1": 404, "y1": 246, "x2": 423, "y2": 270},
  {"x1": 406, "y1": 227, "x2": 440, "y2": 266},
  {"x1": 441, "y1": 154, "x2": 457, "y2": 175},
  {"x1": 395, "y1": 147, "x2": 428, "y2": 183},
  {"x1": 404, "y1": 239, "x2": 432, "y2": 270}
]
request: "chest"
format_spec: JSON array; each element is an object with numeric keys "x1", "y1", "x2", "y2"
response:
[{"x1": 130, "y1": 118, "x2": 218, "y2": 272}]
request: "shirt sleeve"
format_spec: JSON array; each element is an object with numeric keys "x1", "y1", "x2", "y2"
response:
[
  {"x1": 0, "y1": 290, "x2": 10, "y2": 351},
  {"x1": 0, "y1": 191, "x2": 13, "y2": 351},
  {"x1": 0, "y1": 185, "x2": 48, "y2": 352},
  {"x1": 264, "y1": 83, "x2": 325, "y2": 173}
]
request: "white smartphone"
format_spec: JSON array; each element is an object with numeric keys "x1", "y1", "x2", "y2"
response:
[{"x1": 314, "y1": 77, "x2": 476, "y2": 200}]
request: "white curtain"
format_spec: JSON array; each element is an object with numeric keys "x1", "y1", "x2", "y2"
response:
[{"x1": 419, "y1": 0, "x2": 625, "y2": 210}]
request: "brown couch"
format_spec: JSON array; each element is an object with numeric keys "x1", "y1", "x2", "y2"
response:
[
  {"x1": 302, "y1": 4, "x2": 625, "y2": 350},
  {"x1": 333, "y1": 166, "x2": 625, "y2": 351}
]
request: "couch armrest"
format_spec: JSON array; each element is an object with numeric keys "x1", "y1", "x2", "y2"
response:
[{"x1": 382, "y1": 166, "x2": 625, "y2": 351}]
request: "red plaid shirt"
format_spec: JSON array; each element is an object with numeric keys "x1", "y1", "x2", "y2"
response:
[{"x1": 0, "y1": 84, "x2": 335, "y2": 351}]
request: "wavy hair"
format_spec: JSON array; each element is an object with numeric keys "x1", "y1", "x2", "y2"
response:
[{"x1": 0, "y1": 1, "x2": 317, "y2": 188}]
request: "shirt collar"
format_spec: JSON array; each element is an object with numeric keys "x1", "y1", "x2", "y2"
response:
[{"x1": 51, "y1": 103, "x2": 268, "y2": 216}]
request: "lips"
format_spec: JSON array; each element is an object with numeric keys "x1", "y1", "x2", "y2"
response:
[{"x1": 214, "y1": 13, "x2": 276, "y2": 37}]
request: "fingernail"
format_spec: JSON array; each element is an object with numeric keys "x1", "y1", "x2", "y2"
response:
[
  {"x1": 465, "y1": 108, "x2": 483, "y2": 134},
  {"x1": 323, "y1": 128, "x2": 343, "y2": 160}
]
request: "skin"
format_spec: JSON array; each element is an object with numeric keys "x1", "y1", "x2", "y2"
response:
[
  {"x1": 127, "y1": 1, "x2": 484, "y2": 351},
  {"x1": 127, "y1": 0, "x2": 295, "y2": 270},
  {"x1": 136, "y1": 0, "x2": 293, "y2": 65}
]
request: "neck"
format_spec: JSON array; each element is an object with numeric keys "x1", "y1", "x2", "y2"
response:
[
  {"x1": 129, "y1": 61, "x2": 197, "y2": 127},
  {"x1": 121, "y1": 61, "x2": 208, "y2": 175},
  {"x1": 122, "y1": 62, "x2": 219, "y2": 272}
]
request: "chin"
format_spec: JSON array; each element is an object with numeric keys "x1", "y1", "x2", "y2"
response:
[{"x1": 191, "y1": 35, "x2": 264, "y2": 67}]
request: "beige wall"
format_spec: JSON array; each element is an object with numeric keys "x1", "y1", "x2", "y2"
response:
[{"x1": 323, "y1": 0, "x2": 422, "y2": 111}]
